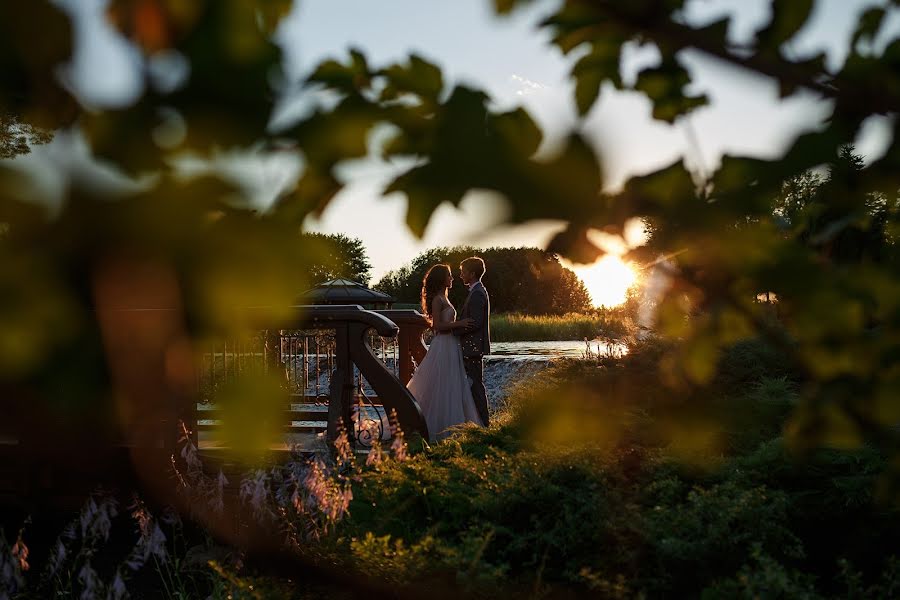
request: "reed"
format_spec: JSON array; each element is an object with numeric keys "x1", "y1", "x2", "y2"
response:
[{"x1": 490, "y1": 312, "x2": 631, "y2": 342}]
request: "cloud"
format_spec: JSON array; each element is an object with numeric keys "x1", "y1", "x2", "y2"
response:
[{"x1": 510, "y1": 73, "x2": 548, "y2": 96}]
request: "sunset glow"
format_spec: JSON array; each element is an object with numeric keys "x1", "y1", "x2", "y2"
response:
[{"x1": 572, "y1": 255, "x2": 638, "y2": 308}]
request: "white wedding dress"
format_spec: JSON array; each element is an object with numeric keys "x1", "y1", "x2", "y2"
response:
[{"x1": 407, "y1": 304, "x2": 484, "y2": 441}]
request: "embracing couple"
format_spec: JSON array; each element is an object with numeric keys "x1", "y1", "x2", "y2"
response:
[{"x1": 407, "y1": 257, "x2": 490, "y2": 441}]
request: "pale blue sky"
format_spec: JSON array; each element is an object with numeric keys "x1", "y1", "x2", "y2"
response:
[{"x1": 10, "y1": 0, "x2": 900, "y2": 280}]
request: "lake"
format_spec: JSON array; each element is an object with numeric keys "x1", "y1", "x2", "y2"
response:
[{"x1": 488, "y1": 340, "x2": 628, "y2": 360}]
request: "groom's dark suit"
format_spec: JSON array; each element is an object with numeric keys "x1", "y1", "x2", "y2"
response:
[{"x1": 458, "y1": 280, "x2": 491, "y2": 425}]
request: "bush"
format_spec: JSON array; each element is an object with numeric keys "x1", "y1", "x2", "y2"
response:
[
  {"x1": 642, "y1": 481, "x2": 803, "y2": 593},
  {"x1": 320, "y1": 336, "x2": 900, "y2": 597}
]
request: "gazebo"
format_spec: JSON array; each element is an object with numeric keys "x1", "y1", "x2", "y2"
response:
[{"x1": 299, "y1": 278, "x2": 395, "y2": 309}]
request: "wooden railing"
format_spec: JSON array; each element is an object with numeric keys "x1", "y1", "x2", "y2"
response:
[
  {"x1": 376, "y1": 309, "x2": 429, "y2": 384},
  {"x1": 0, "y1": 305, "x2": 432, "y2": 507},
  {"x1": 190, "y1": 305, "x2": 431, "y2": 448}
]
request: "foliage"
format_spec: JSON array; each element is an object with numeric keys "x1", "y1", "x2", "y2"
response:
[
  {"x1": 0, "y1": 493, "x2": 237, "y2": 600},
  {"x1": 1, "y1": 1, "x2": 900, "y2": 594},
  {"x1": 0, "y1": 0, "x2": 896, "y2": 469},
  {"x1": 769, "y1": 146, "x2": 898, "y2": 265},
  {"x1": 326, "y1": 341, "x2": 900, "y2": 597},
  {"x1": 375, "y1": 246, "x2": 591, "y2": 314},
  {"x1": 6, "y1": 337, "x2": 897, "y2": 598},
  {"x1": 298, "y1": 232, "x2": 373, "y2": 288}
]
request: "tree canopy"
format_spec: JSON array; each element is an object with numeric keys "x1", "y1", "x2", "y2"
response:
[
  {"x1": 300, "y1": 233, "x2": 373, "y2": 288},
  {"x1": 375, "y1": 246, "x2": 592, "y2": 315},
  {"x1": 0, "y1": 113, "x2": 52, "y2": 160},
  {"x1": 0, "y1": 0, "x2": 899, "y2": 469}
]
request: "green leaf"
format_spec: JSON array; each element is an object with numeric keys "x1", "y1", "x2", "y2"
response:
[
  {"x1": 290, "y1": 97, "x2": 384, "y2": 163},
  {"x1": 384, "y1": 86, "x2": 496, "y2": 235},
  {"x1": 778, "y1": 52, "x2": 827, "y2": 97},
  {"x1": 571, "y1": 40, "x2": 623, "y2": 116},
  {"x1": 308, "y1": 47, "x2": 372, "y2": 94},
  {"x1": 91, "y1": 0, "x2": 286, "y2": 166},
  {"x1": 634, "y1": 59, "x2": 708, "y2": 123},
  {"x1": 391, "y1": 170, "x2": 445, "y2": 238},
  {"x1": 498, "y1": 134, "x2": 603, "y2": 226},
  {"x1": 492, "y1": 0, "x2": 534, "y2": 15},
  {"x1": 851, "y1": 7, "x2": 886, "y2": 48},
  {"x1": 490, "y1": 107, "x2": 542, "y2": 158},
  {"x1": 755, "y1": 0, "x2": 815, "y2": 52},
  {"x1": 0, "y1": 0, "x2": 77, "y2": 128},
  {"x1": 574, "y1": 68, "x2": 604, "y2": 117},
  {"x1": 696, "y1": 16, "x2": 730, "y2": 46},
  {"x1": 622, "y1": 159, "x2": 697, "y2": 212},
  {"x1": 81, "y1": 101, "x2": 170, "y2": 175},
  {"x1": 278, "y1": 165, "x2": 342, "y2": 224},
  {"x1": 546, "y1": 226, "x2": 604, "y2": 264},
  {"x1": 540, "y1": 4, "x2": 606, "y2": 54},
  {"x1": 380, "y1": 54, "x2": 444, "y2": 103}
]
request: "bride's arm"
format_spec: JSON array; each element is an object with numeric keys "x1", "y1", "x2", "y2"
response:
[{"x1": 431, "y1": 298, "x2": 472, "y2": 332}]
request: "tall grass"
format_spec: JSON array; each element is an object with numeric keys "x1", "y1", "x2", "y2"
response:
[{"x1": 490, "y1": 312, "x2": 631, "y2": 341}]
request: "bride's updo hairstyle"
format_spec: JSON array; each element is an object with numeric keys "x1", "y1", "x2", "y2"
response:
[{"x1": 421, "y1": 264, "x2": 451, "y2": 321}]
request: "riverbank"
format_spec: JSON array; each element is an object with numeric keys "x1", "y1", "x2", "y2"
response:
[{"x1": 490, "y1": 311, "x2": 631, "y2": 342}]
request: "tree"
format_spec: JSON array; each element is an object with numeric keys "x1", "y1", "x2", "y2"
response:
[
  {"x1": 300, "y1": 233, "x2": 373, "y2": 287},
  {"x1": 1, "y1": 0, "x2": 900, "y2": 516},
  {"x1": 773, "y1": 146, "x2": 897, "y2": 265},
  {"x1": 375, "y1": 246, "x2": 591, "y2": 315},
  {"x1": 0, "y1": 113, "x2": 52, "y2": 159}
]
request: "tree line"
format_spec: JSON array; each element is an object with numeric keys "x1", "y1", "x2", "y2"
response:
[
  {"x1": 298, "y1": 232, "x2": 373, "y2": 288},
  {"x1": 374, "y1": 246, "x2": 592, "y2": 315},
  {"x1": 299, "y1": 236, "x2": 593, "y2": 315}
]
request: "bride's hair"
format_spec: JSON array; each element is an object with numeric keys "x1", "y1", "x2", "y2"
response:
[{"x1": 421, "y1": 264, "x2": 451, "y2": 320}]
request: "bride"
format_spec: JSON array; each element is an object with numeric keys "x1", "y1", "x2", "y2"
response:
[{"x1": 406, "y1": 264, "x2": 485, "y2": 441}]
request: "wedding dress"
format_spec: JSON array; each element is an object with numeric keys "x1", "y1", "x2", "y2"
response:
[{"x1": 407, "y1": 304, "x2": 484, "y2": 441}]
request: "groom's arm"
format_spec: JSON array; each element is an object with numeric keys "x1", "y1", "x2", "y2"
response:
[{"x1": 453, "y1": 308, "x2": 471, "y2": 336}]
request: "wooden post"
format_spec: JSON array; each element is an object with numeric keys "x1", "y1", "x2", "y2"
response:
[
  {"x1": 327, "y1": 324, "x2": 354, "y2": 443},
  {"x1": 264, "y1": 329, "x2": 282, "y2": 376},
  {"x1": 398, "y1": 327, "x2": 413, "y2": 385},
  {"x1": 347, "y1": 321, "x2": 429, "y2": 441},
  {"x1": 375, "y1": 310, "x2": 429, "y2": 385}
]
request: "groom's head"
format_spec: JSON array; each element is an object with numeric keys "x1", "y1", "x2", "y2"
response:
[{"x1": 460, "y1": 256, "x2": 486, "y2": 285}]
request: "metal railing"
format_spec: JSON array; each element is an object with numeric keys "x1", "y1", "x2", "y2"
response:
[{"x1": 192, "y1": 306, "x2": 431, "y2": 448}]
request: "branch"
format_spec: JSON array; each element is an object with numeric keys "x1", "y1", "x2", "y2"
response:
[{"x1": 596, "y1": 2, "x2": 898, "y2": 117}]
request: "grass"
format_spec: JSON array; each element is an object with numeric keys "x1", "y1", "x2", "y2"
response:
[{"x1": 490, "y1": 311, "x2": 632, "y2": 342}]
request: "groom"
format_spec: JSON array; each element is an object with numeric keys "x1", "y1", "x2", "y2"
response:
[{"x1": 457, "y1": 256, "x2": 491, "y2": 426}]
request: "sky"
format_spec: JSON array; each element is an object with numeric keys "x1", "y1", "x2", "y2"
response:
[
  {"x1": 9, "y1": 0, "x2": 900, "y2": 282},
  {"x1": 277, "y1": 0, "x2": 899, "y2": 280}
]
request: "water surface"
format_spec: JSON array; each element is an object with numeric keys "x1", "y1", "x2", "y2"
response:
[{"x1": 489, "y1": 340, "x2": 627, "y2": 360}]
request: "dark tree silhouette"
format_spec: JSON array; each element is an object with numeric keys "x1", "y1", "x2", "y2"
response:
[
  {"x1": 375, "y1": 246, "x2": 592, "y2": 315},
  {"x1": 0, "y1": 113, "x2": 52, "y2": 159},
  {"x1": 300, "y1": 233, "x2": 373, "y2": 287}
]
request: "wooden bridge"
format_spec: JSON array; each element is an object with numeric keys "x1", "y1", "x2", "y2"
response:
[
  {"x1": 192, "y1": 306, "x2": 431, "y2": 450},
  {"x1": 0, "y1": 305, "x2": 431, "y2": 508}
]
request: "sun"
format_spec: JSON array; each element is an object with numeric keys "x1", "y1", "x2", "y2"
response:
[{"x1": 571, "y1": 255, "x2": 638, "y2": 308}]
